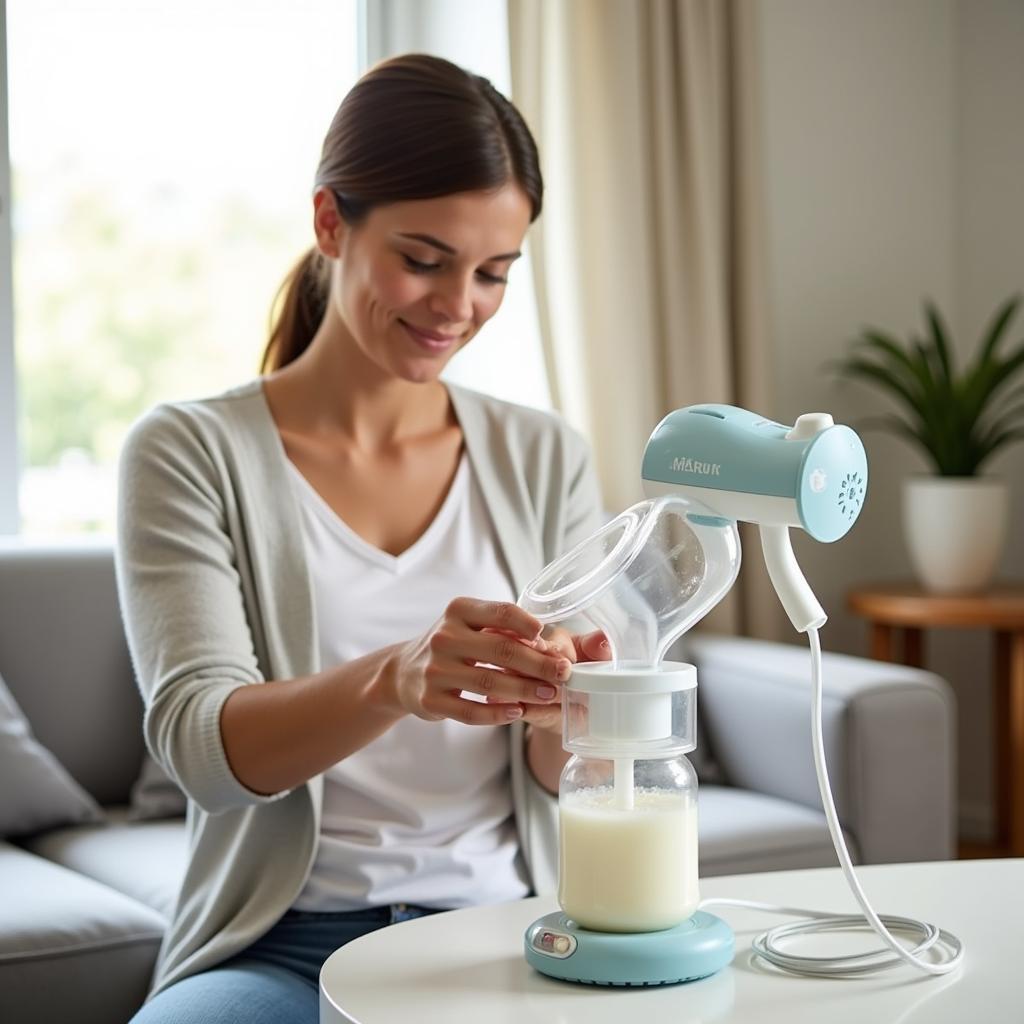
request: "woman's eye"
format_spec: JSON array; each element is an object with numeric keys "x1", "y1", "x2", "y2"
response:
[
  {"x1": 477, "y1": 270, "x2": 508, "y2": 285},
  {"x1": 402, "y1": 254, "x2": 441, "y2": 272},
  {"x1": 402, "y1": 252, "x2": 507, "y2": 285}
]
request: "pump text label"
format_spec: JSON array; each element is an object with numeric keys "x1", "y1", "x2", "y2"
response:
[{"x1": 671, "y1": 457, "x2": 721, "y2": 476}]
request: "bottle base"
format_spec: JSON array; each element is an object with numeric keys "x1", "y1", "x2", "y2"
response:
[{"x1": 524, "y1": 910, "x2": 734, "y2": 986}]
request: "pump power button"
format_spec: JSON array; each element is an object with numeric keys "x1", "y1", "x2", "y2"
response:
[{"x1": 532, "y1": 929, "x2": 577, "y2": 959}]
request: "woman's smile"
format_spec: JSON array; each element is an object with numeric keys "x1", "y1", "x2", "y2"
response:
[{"x1": 398, "y1": 319, "x2": 464, "y2": 354}]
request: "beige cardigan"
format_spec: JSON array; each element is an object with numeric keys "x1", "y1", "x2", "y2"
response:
[{"x1": 115, "y1": 379, "x2": 603, "y2": 996}]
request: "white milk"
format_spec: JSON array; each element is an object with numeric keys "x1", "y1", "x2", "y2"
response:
[{"x1": 558, "y1": 787, "x2": 699, "y2": 932}]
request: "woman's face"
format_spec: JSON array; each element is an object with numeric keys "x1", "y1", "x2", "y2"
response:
[{"x1": 316, "y1": 184, "x2": 532, "y2": 383}]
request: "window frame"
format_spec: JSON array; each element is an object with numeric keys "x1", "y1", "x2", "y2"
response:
[{"x1": 0, "y1": 3, "x2": 19, "y2": 534}]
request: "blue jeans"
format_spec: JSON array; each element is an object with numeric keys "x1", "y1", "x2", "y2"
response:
[{"x1": 129, "y1": 904, "x2": 444, "y2": 1024}]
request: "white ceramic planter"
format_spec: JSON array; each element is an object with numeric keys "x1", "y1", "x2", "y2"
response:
[{"x1": 902, "y1": 476, "x2": 1009, "y2": 593}]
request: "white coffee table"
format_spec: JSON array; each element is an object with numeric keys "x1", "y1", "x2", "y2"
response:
[{"x1": 320, "y1": 858, "x2": 1017, "y2": 1023}]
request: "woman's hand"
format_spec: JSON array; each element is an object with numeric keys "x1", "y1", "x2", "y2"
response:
[
  {"x1": 505, "y1": 625, "x2": 611, "y2": 796},
  {"x1": 392, "y1": 598, "x2": 575, "y2": 726},
  {"x1": 496, "y1": 626, "x2": 610, "y2": 734}
]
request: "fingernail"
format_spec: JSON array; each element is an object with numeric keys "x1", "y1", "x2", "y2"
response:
[
  {"x1": 506, "y1": 706, "x2": 524, "y2": 720},
  {"x1": 536, "y1": 685, "x2": 557, "y2": 699},
  {"x1": 557, "y1": 660, "x2": 572, "y2": 680},
  {"x1": 600, "y1": 640, "x2": 610, "y2": 649}
]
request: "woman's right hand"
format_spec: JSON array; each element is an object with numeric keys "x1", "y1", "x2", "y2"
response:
[{"x1": 391, "y1": 598, "x2": 572, "y2": 725}]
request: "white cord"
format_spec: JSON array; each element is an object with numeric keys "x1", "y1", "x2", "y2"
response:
[{"x1": 699, "y1": 628, "x2": 964, "y2": 978}]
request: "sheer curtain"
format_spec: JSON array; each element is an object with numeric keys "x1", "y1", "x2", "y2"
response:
[{"x1": 507, "y1": 0, "x2": 782, "y2": 639}]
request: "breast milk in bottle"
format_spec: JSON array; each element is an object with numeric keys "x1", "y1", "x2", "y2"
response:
[{"x1": 559, "y1": 753, "x2": 699, "y2": 932}]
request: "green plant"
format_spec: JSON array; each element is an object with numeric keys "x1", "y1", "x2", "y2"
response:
[{"x1": 835, "y1": 295, "x2": 1024, "y2": 476}]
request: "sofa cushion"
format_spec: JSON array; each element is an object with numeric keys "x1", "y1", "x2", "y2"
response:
[
  {"x1": 0, "y1": 842, "x2": 164, "y2": 1024},
  {"x1": 23, "y1": 809, "x2": 187, "y2": 920},
  {"x1": 0, "y1": 670, "x2": 104, "y2": 838},
  {"x1": 698, "y1": 784, "x2": 858, "y2": 876}
]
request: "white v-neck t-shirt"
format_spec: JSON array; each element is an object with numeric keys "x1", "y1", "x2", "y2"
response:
[{"x1": 288, "y1": 453, "x2": 530, "y2": 911}]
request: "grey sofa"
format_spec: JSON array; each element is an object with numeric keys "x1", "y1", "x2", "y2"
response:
[{"x1": 0, "y1": 541, "x2": 956, "y2": 1024}]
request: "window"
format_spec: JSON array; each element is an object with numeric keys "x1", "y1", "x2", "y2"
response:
[{"x1": 3, "y1": 0, "x2": 551, "y2": 536}]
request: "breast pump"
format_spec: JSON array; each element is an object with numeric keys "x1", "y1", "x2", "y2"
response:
[{"x1": 521, "y1": 405, "x2": 963, "y2": 987}]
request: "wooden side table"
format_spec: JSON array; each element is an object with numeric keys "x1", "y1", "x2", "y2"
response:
[{"x1": 847, "y1": 584, "x2": 1024, "y2": 857}]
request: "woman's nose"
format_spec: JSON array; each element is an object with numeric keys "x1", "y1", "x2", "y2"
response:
[{"x1": 429, "y1": 274, "x2": 473, "y2": 324}]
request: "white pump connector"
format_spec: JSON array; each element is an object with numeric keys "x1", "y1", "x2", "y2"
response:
[
  {"x1": 564, "y1": 663, "x2": 697, "y2": 757},
  {"x1": 564, "y1": 662, "x2": 698, "y2": 810},
  {"x1": 758, "y1": 525, "x2": 827, "y2": 633}
]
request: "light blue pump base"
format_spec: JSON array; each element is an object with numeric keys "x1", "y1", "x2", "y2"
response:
[{"x1": 524, "y1": 910, "x2": 734, "y2": 987}]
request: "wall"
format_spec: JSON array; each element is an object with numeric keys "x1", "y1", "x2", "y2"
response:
[{"x1": 756, "y1": 0, "x2": 1024, "y2": 841}]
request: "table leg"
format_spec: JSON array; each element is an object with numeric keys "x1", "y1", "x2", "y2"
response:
[
  {"x1": 902, "y1": 627, "x2": 924, "y2": 668},
  {"x1": 996, "y1": 630, "x2": 1024, "y2": 856},
  {"x1": 871, "y1": 623, "x2": 894, "y2": 662}
]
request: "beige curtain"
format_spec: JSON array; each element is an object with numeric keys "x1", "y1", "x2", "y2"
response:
[{"x1": 508, "y1": 0, "x2": 783, "y2": 639}]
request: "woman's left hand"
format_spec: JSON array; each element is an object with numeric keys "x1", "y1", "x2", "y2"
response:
[{"x1": 484, "y1": 626, "x2": 610, "y2": 734}]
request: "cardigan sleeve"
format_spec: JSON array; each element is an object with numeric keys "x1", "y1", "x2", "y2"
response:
[{"x1": 116, "y1": 404, "x2": 291, "y2": 814}]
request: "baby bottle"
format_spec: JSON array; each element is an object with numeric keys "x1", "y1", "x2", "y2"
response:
[{"x1": 558, "y1": 662, "x2": 700, "y2": 932}]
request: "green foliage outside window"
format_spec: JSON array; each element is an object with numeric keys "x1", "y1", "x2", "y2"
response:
[{"x1": 16, "y1": 166, "x2": 295, "y2": 468}]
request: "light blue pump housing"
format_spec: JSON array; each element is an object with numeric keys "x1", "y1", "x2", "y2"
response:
[{"x1": 641, "y1": 404, "x2": 868, "y2": 542}]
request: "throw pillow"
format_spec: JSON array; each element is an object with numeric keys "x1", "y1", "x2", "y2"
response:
[
  {"x1": 128, "y1": 753, "x2": 187, "y2": 820},
  {"x1": 0, "y1": 670, "x2": 105, "y2": 837}
]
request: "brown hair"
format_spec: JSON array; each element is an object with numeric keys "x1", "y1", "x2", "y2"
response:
[{"x1": 261, "y1": 54, "x2": 543, "y2": 373}]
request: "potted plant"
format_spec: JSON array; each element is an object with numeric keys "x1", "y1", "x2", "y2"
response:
[{"x1": 836, "y1": 295, "x2": 1024, "y2": 592}]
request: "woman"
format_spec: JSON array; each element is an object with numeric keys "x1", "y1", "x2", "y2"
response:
[{"x1": 118, "y1": 54, "x2": 606, "y2": 1023}]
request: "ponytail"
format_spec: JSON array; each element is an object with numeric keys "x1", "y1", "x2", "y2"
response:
[{"x1": 260, "y1": 247, "x2": 330, "y2": 373}]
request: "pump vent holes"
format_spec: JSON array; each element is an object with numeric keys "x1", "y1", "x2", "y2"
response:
[{"x1": 838, "y1": 472, "x2": 865, "y2": 521}]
